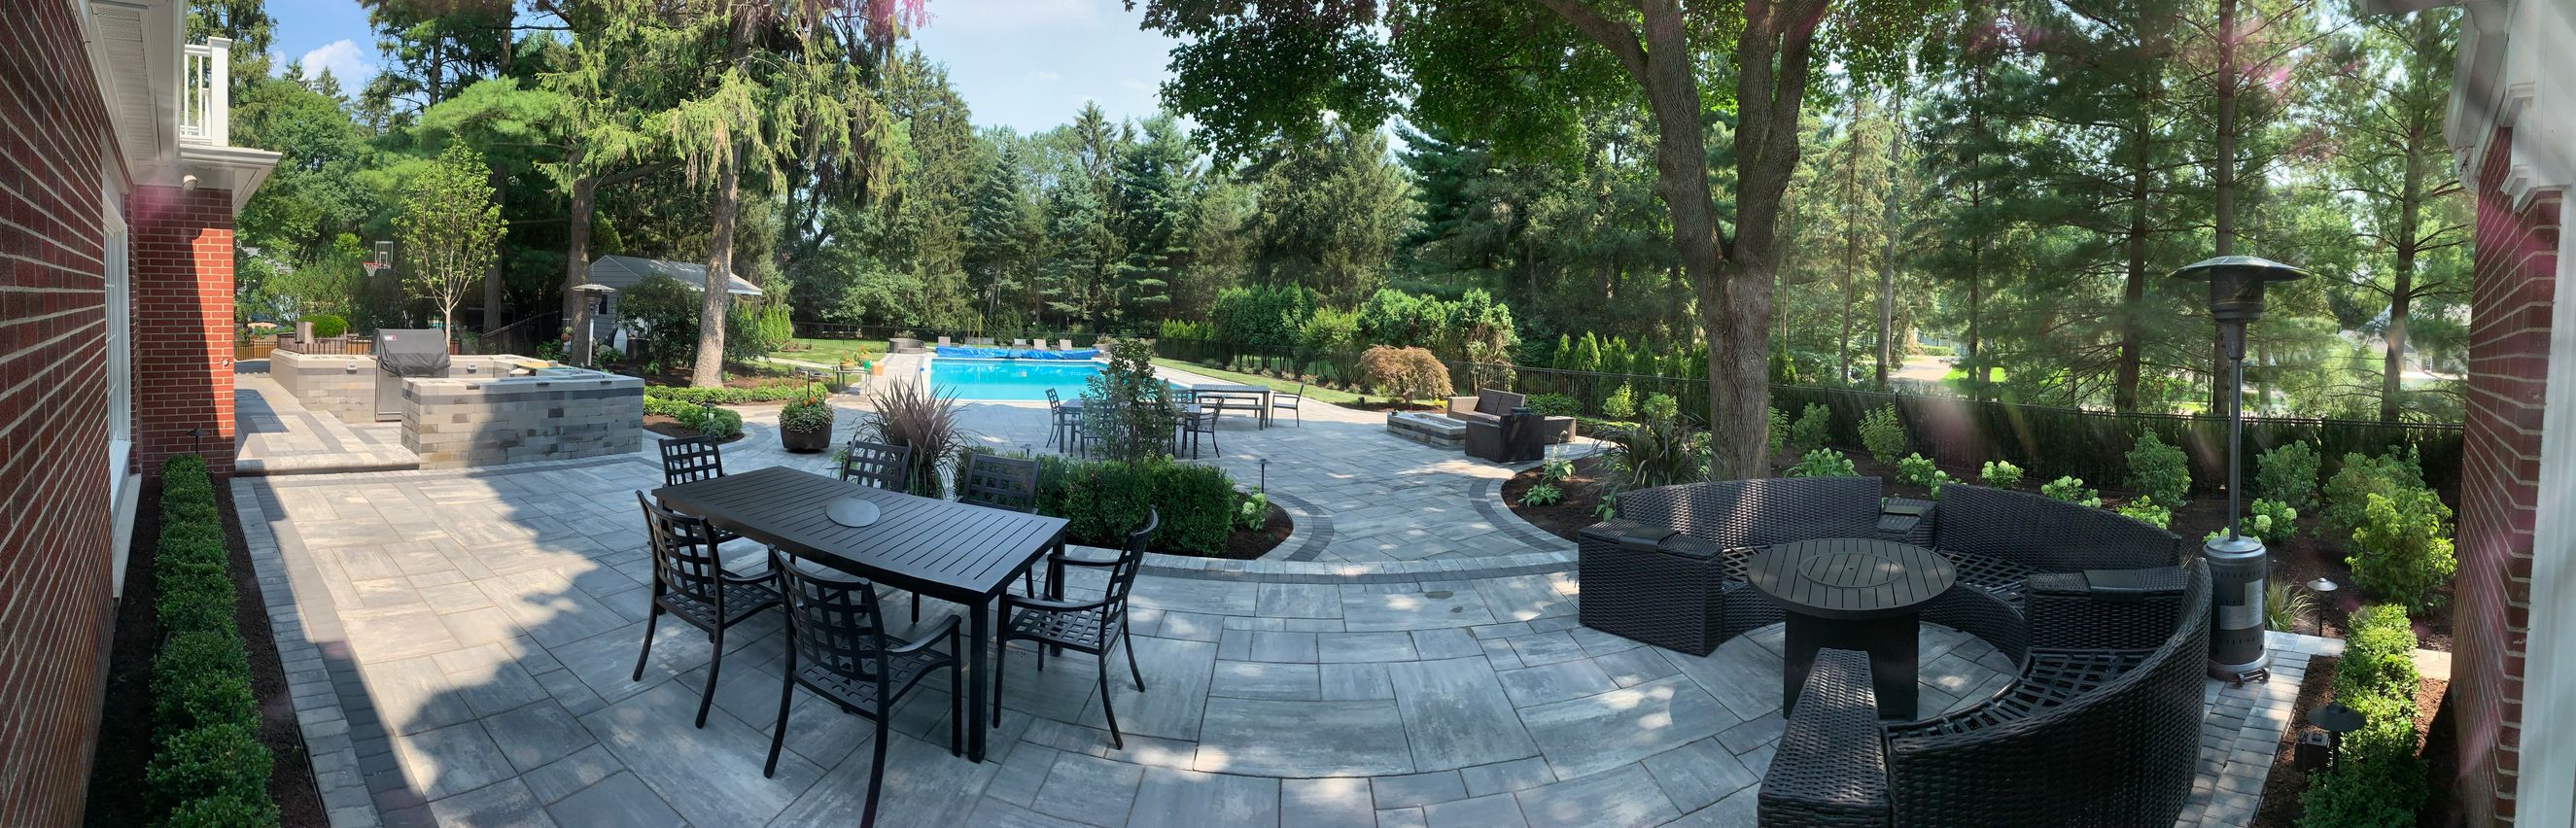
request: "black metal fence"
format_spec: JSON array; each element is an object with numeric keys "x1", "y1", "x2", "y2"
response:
[
  {"x1": 792, "y1": 320, "x2": 1109, "y2": 347},
  {"x1": 1152, "y1": 336, "x2": 2465, "y2": 496}
]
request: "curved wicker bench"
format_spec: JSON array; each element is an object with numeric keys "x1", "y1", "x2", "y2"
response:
[
  {"x1": 1577, "y1": 478, "x2": 1892, "y2": 655},
  {"x1": 1925, "y1": 485, "x2": 2186, "y2": 605},
  {"x1": 1758, "y1": 561, "x2": 2211, "y2": 828}
]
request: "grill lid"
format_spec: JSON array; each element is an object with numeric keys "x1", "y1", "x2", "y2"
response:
[{"x1": 375, "y1": 329, "x2": 450, "y2": 376}]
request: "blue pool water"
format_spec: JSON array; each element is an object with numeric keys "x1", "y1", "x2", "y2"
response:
[{"x1": 927, "y1": 358, "x2": 1103, "y2": 400}]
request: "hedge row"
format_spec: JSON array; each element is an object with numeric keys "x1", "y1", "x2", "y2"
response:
[
  {"x1": 2298, "y1": 604, "x2": 2425, "y2": 827},
  {"x1": 958, "y1": 450, "x2": 1242, "y2": 555},
  {"x1": 644, "y1": 384, "x2": 804, "y2": 404},
  {"x1": 643, "y1": 397, "x2": 744, "y2": 440},
  {"x1": 147, "y1": 455, "x2": 280, "y2": 827}
]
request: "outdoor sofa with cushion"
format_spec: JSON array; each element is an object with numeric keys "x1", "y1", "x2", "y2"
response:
[
  {"x1": 1758, "y1": 560, "x2": 2211, "y2": 827},
  {"x1": 1924, "y1": 485, "x2": 2186, "y2": 605},
  {"x1": 1448, "y1": 388, "x2": 1578, "y2": 448}
]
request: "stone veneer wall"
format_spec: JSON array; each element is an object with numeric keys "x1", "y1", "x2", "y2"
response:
[
  {"x1": 269, "y1": 349, "x2": 376, "y2": 422},
  {"x1": 401, "y1": 370, "x2": 644, "y2": 467}
]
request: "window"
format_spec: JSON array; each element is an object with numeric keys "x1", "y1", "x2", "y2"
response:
[{"x1": 103, "y1": 179, "x2": 130, "y2": 485}]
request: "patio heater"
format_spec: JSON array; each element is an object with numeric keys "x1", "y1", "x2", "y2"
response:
[
  {"x1": 571, "y1": 283, "x2": 615, "y2": 366},
  {"x1": 2172, "y1": 255, "x2": 2311, "y2": 683}
]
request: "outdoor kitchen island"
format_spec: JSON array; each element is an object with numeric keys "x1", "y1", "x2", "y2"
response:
[{"x1": 400, "y1": 364, "x2": 644, "y2": 468}]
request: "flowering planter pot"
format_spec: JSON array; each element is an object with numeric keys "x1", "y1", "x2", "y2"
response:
[{"x1": 781, "y1": 425, "x2": 833, "y2": 453}]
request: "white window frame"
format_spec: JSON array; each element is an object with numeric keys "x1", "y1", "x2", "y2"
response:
[{"x1": 103, "y1": 178, "x2": 131, "y2": 486}]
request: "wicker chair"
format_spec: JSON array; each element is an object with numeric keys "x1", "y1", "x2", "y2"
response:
[
  {"x1": 1925, "y1": 485, "x2": 2186, "y2": 605},
  {"x1": 1576, "y1": 478, "x2": 1893, "y2": 655},
  {"x1": 1758, "y1": 560, "x2": 2210, "y2": 828}
]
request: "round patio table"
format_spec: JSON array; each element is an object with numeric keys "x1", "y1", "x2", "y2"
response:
[{"x1": 1748, "y1": 537, "x2": 1956, "y2": 720}]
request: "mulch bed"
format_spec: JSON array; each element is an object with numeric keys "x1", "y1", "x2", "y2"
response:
[
  {"x1": 1498, "y1": 445, "x2": 2453, "y2": 651},
  {"x1": 643, "y1": 414, "x2": 746, "y2": 443},
  {"x1": 1216, "y1": 503, "x2": 1294, "y2": 560},
  {"x1": 87, "y1": 478, "x2": 326, "y2": 827},
  {"x1": 2251, "y1": 655, "x2": 2453, "y2": 827}
]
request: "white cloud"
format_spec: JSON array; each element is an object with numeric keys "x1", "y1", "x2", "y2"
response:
[
  {"x1": 297, "y1": 39, "x2": 374, "y2": 88},
  {"x1": 1026, "y1": 70, "x2": 1062, "y2": 83}
]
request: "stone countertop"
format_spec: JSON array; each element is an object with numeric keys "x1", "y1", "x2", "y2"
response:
[{"x1": 408, "y1": 366, "x2": 638, "y2": 387}]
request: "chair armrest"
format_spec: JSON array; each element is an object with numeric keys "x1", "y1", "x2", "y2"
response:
[
  {"x1": 1003, "y1": 594, "x2": 1113, "y2": 614},
  {"x1": 1758, "y1": 648, "x2": 1892, "y2": 827},
  {"x1": 1047, "y1": 552, "x2": 1126, "y2": 569},
  {"x1": 888, "y1": 614, "x2": 961, "y2": 655},
  {"x1": 2025, "y1": 567, "x2": 2189, "y2": 651}
]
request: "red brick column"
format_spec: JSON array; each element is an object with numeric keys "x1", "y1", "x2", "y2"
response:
[
  {"x1": 2452, "y1": 124, "x2": 2563, "y2": 825},
  {"x1": 0, "y1": 1, "x2": 120, "y2": 822},
  {"x1": 127, "y1": 186, "x2": 239, "y2": 478}
]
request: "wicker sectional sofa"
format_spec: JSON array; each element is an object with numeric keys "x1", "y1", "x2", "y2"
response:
[{"x1": 1758, "y1": 561, "x2": 2212, "y2": 827}]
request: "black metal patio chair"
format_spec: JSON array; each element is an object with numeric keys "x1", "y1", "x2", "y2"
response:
[
  {"x1": 761, "y1": 547, "x2": 962, "y2": 828},
  {"x1": 958, "y1": 453, "x2": 1046, "y2": 604},
  {"x1": 838, "y1": 439, "x2": 913, "y2": 492},
  {"x1": 993, "y1": 508, "x2": 1157, "y2": 747},
  {"x1": 658, "y1": 434, "x2": 744, "y2": 545},
  {"x1": 631, "y1": 492, "x2": 782, "y2": 728}
]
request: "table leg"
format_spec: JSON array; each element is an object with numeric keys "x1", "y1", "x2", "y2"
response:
[
  {"x1": 969, "y1": 596, "x2": 992, "y2": 761},
  {"x1": 1778, "y1": 612, "x2": 1921, "y2": 720}
]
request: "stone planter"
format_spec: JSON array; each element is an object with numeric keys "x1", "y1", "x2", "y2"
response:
[{"x1": 781, "y1": 425, "x2": 833, "y2": 453}]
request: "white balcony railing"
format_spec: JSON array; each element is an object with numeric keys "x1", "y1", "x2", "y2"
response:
[{"x1": 179, "y1": 38, "x2": 231, "y2": 147}]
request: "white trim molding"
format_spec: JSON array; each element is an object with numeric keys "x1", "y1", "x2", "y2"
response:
[
  {"x1": 2514, "y1": 190, "x2": 2576, "y2": 828},
  {"x1": 2442, "y1": 0, "x2": 2576, "y2": 210}
]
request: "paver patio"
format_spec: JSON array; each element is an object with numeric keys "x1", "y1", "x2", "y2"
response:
[{"x1": 235, "y1": 381, "x2": 2315, "y2": 827}]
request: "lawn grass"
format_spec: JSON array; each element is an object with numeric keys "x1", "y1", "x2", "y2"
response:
[{"x1": 771, "y1": 337, "x2": 892, "y2": 365}]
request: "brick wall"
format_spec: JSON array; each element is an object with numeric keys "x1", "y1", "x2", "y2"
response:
[
  {"x1": 2452, "y1": 124, "x2": 2563, "y2": 826},
  {"x1": 127, "y1": 186, "x2": 237, "y2": 478},
  {"x1": 0, "y1": 3, "x2": 121, "y2": 823}
]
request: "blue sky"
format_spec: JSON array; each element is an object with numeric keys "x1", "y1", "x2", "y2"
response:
[{"x1": 264, "y1": 0, "x2": 1183, "y2": 134}]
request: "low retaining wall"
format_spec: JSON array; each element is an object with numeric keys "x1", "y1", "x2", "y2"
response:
[
  {"x1": 401, "y1": 367, "x2": 643, "y2": 468},
  {"x1": 269, "y1": 349, "x2": 376, "y2": 422}
]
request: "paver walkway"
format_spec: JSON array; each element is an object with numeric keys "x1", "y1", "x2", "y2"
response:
[
  {"x1": 235, "y1": 366, "x2": 419, "y2": 475},
  {"x1": 233, "y1": 367, "x2": 2306, "y2": 828}
]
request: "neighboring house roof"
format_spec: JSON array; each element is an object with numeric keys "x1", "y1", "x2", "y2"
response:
[{"x1": 587, "y1": 256, "x2": 763, "y2": 296}]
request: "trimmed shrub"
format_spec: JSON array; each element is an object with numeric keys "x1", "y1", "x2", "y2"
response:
[
  {"x1": 1602, "y1": 384, "x2": 1637, "y2": 420},
  {"x1": 2323, "y1": 446, "x2": 2426, "y2": 541},
  {"x1": 1787, "y1": 449, "x2": 1858, "y2": 478},
  {"x1": 2256, "y1": 440, "x2": 2323, "y2": 512},
  {"x1": 2347, "y1": 487, "x2": 2457, "y2": 611},
  {"x1": 1979, "y1": 460, "x2": 2025, "y2": 490},
  {"x1": 1526, "y1": 393, "x2": 1581, "y2": 418},
  {"x1": 1032, "y1": 455, "x2": 1239, "y2": 555},
  {"x1": 299, "y1": 313, "x2": 348, "y2": 339},
  {"x1": 1789, "y1": 403, "x2": 1831, "y2": 454},
  {"x1": 1637, "y1": 392, "x2": 1680, "y2": 424},
  {"x1": 644, "y1": 397, "x2": 745, "y2": 440},
  {"x1": 1896, "y1": 454, "x2": 1942, "y2": 488},
  {"x1": 2299, "y1": 604, "x2": 2425, "y2": 828},
  {"x1": 2040, "y1": 476, "x2": 2101, "y2": 508},
  {"x1": 143, "y1": 456, "x2": 277, "y2": 825},
  {"x1": 644, "y1": 384, "x2": 806, "y2": 404},
  {"x1": 1860, "y1": 404, "x2": 1908, "y2": 466},
  {"x1": 2125, "y1": 431, "x2": 2191, "y2": 510}
]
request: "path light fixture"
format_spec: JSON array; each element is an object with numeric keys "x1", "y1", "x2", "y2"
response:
[
  {"x1": 2308, "y1": 577, "x2": 2338, "y2": 595},
  {"x1": 2300, "y1": 702, "x2": 2369, "y2": 771},
  {"x1": 2173, "y1": 255, "x2": 2311, "y2": 683}
]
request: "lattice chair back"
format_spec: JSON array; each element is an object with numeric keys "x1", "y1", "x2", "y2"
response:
[
  {"x1": 637, "y1": 492, "x2": 727, "y2": 605},
  {"x1": 1099, "y1": 508, "x2": 1159, "y2": 629},
  {"x1": 959, "y1": 453, "x2": 1040, "y2": 513},
  {"x1": 1046, "y1": 388, "x2": 1062, "y2": 408},
  {"x1": 659, "y1": 435, "x2": 726, "y2": 486},
  {"x1": 767, "y1": 546, "x2": 896, "y2": 688},
  {"x1": 839, "y1": 440, "x2": 914, "y2": 491}
]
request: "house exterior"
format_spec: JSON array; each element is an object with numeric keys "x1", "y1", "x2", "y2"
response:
[
  {"x1": 581, "y1": 254, "x2": 763, "y2": 354},
  {"x1": 0, "y1": 0, "x2": 276, "y2": 820},
  {"x1": 2355, "y1": 0, "x2": 2573, "y2": 824}
]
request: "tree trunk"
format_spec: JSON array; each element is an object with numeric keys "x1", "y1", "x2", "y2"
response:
[
  {"x1": 1838, "y1": 102, "x2": 1859, "y2": 386},
  {"x1": 2382, "y1": 120, "x2": 2424, "y2": 422},
  {"x1": 1876, "y1": 86, "x2": 1905, "y2": 390},
  {"x1": 692, "y1": 152, "x2": 740, "y2": 388},
  {"x1": 2209, "y1": 0, "x2": 2239, "y2": 415},
  {"x1": 2112, "y1": 105, "x2": 2154, "y2": 413},
  {"x1": 483, "y1": 164, "x2": 506, "y2": 339},
  {"x1": 564, "y1": 155, "x2": 598, "y2": 365}
]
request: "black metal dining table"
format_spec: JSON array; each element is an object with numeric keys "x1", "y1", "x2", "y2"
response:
[
  {"x1": 650, "y1": 465, "x2": 1068, "y2": 762},
  {"x1": 1748, "y1": 537, "x2": 1956, "y2": 720}
]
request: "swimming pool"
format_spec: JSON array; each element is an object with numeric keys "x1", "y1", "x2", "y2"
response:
[{"x1": 927, "y1": 358, "x2": 1103, "y2": 400}]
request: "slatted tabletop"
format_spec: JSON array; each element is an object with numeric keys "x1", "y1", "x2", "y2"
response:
[
  {"x1": 1746, "y1": 537, "x2": 1956, "y2": 621},
  {"x1": 650, "y1": 466, "x2": 1067, "y2": 603}
]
